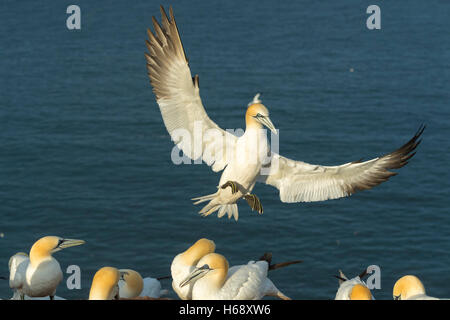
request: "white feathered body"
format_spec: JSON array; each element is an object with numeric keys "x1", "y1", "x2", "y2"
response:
[
  {"x1": 192, "y1": 260, "x2": 284, "y2": 300},
  {"x1": 197, "y1": 129, "x2": 269, "y2": 219},
  {"x1": 335, "y1": 277, "x2": 374, "y2": 300},
  {"x1": 404, "y1": 294, "x2": 440, "y2": 300},
  {"x1": 141, "y1": 277, "x2": 165, "y2": 298},
  {"x1": 171, "y1": 253, "x2": 194, "y2": 300},
  {"x1": 10, "y1": 255, "x2": 62, "y2": 298}
]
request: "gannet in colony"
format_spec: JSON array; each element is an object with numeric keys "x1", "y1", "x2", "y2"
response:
[
  {"x1": 8, "y1": 236, "x2": 85, "y2": 300},
  {"x1": 8, "y1": 252, "x2": 66, "y2": 300},
  {"x1": 393, "y1": 275, "x2": 440, "y2": 300},
  {"x1": 171, "y1": 238, "x2": 216, "y2": 300},
  {"x1": 89, "y1": 267, "x2": 128, "y2": 300},
  {"x1": 145, "y1": 6, "x2": 425, "y2": 221},
  {"x1": 180, "y1": 253, "x2": 292, "y2": 300},
  {"x1": 334, "y1": 270, "x2": 374, "y2": 300},
  {"x1": 118, "y1": 269, "x2": 168, "y2": 298}
]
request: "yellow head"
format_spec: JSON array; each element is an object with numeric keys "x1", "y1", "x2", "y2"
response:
[
  {"x1": 180, "y1": 253, "x2": 229, "y2": 289},
  {"x1": 350, "y1": 284, "x2": 372, "y2": 300},
  {"x1": 118, "y1": 269, "x2": 144, "y2": 298},
  {"x1": 29, "y1": 236, "x2": 85, "y2": 265},
  {"x1": 181, "y1": 238, "x2": 216, "y2": 266},
  {"x1": 245, "y1": 94, "x2": 276, "y2": 133},
  {"x1": 89, "y1": 267, "x2": 122, "y2": 300},
  {"x1": 393, "y1": 275, "x2": 426, "y2": 300}
]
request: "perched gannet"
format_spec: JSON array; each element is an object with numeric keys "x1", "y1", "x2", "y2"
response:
[
  {"x1": 118, "y1": 269, "x2": 168, "y2": 298},
  {"x1": 393, "y1": 275, "x2": 440, "y2": 300},
  {"x1": 180, "y1": 253, "x2": 292, "y2": 300},
  {"x1": 171, "y1": 238, "x2": 216, "y2": 300},
  {"x1": 89, "y1": 267, "x2": 128, "y2": 300},
  {"x1": 334, "y1": 270, "x2": 374, "y2": 300},
  {"x1": 9, "y1": 236, "x2": 85, "y2": 300},
  {"x1": 8, "y1": 252, "x2": 66, "y2": 300},
  {"x1": 145, "y1": 6, "x2": 424, "y2": 221}
]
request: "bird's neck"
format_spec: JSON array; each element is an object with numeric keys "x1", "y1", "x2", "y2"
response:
[
  {"x1": 29, "y1": 247, "x2": 52, "y2": 267},
  {"x1": 195, "y1": 269, "x2": 227, "y2": 298}
]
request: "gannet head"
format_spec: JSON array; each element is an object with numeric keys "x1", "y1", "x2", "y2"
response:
[
  {"x1": 181, "y1": 238, "x2": 216, "y2": 266},
  {"x1": 8, "y1": 252, "x2": 28, "y2": 271},
  {"x1": 180, "y1": 253, "x2": 229, "y2": 289},
  {"x1": 89, "y1": 267, "x2": 126, "y2": 300},
  {"x1": 393, "y1": 275, "x2": 426, "y2": 300},
  {"x1": 245, "y1": 93, "x2": 277, "y2": 134},
  {"x1": 29, "y1": 236, "x2": 85, "y2": 265},
  {"x1": 349, "y1": 284, "x2": 372, "y2": 300},
  {"x1": 118, "y1": 269, "x2": 144, "y2": 298}
]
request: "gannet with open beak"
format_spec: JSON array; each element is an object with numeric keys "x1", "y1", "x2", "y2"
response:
[
  {"x1": 89, "y1": 267, "x2": 128, "y2": 300},
  {"x1": 180, "y1": 253, "x2": 292, "y2": 300},
  {"x1": 171, "y1": 238, "x2": 216, "y2": 300},
  {"x1": 118, "y1": 269, "x2": 168, "y2": 298},
  {"x1": 393, "y1": 275, "x2": 440, "y2": 300},
  {"x1": 146, "y1": 6, "x2": 424, "y2": 221},
  {"x1": 8, "y1": 236, "x2": 85, "y2": 300},
  {"x1": 334, "y1": 270, "x2": 374, "y2": 300}
]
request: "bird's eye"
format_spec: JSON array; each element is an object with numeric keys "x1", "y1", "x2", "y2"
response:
[
  {"x1": 254, "y1": 113, "x2": 263, "y2": 118},
  {"x1": 200, "y1": 264, "x2": 210, "y2": 270}
]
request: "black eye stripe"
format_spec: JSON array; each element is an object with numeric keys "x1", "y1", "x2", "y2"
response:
[{"x1": 57, "y1": 239, "x2": 65, "y2": 247}]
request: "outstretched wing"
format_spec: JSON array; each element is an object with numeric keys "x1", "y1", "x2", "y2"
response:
[
  {"x1": 145, "y1": 6, "x2": 237, "y2": 172},
  {"x1": 259, "y1": 126, "x2": 425, "y2": 203}
]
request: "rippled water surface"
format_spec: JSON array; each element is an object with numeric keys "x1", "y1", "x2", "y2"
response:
[{"x1": 0, "y1": 0, "x2": 449, "y2": 299}]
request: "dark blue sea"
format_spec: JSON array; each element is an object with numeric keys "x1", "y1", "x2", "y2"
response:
[{"x1": 0, "y1": 0, "x2": 449, "y2": 300}]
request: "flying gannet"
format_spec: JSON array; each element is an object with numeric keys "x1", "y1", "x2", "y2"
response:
[
  {"x1": 334, "y1": 269, "x2": 374, "y2": 300},
  {"x1": 180, "y1": 252, "x2": 293, "y2": 300},
  {"x1": 89, "y1": 267, "x2": 128, "y2": 300},
  {"x1": 393, "y1": 275, "x2": 440, "y2": 300},
  {"x1": 146, "y1": 6, "x2": 424, "y2": 221},
  {"x1": 171, "y1": 238, "x2": 216, "y2": 300},
  {"x1": 118, "y1": 268, "x2": 168, "y2": 298},
  {"x1": 8, "y1": 236, "x2": 85, "y2": 300}
]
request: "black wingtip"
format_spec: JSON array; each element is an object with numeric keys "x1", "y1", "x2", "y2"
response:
[
  {"x1": 358, "y1": 269, "x2": 369, "y2": 279},
  {"x1": 334, "y1": 275, "x2": 347, "y2": 282}
]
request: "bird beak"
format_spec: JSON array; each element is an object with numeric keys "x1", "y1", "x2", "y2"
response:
[
  {"x1": 257, "y1": 116, "x2": 277, "y2": 135},
  {"x1": 58, "y1": 239, "x2": 86, "y2": 249},
  {"x1": 179, "y1": 266, "x2": 210, "y2": 288}
]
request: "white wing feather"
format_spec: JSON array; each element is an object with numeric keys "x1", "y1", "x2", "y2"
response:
[
  {"x1": 146, "y1": 7, "x2": 237, "y2": 172},
  {"x1": 260, "y1": 126, "x2": 424, "y2": 203}
]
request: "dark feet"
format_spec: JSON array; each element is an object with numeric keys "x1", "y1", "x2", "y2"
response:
[
  {"x1": 244, "y1": 194, "x2": 263, "y2": 214},
  {"x1": 221, "y1": 181, "x2": 239, "y2": 194}
]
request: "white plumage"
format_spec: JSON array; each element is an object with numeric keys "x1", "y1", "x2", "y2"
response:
[
  {"x1": 182, "y1": 253, "x2": 290, "y2": 300},
  {"x1": 171, "y1": 238, "x2": 216, "y2": 300},
  {"x1": 8, "y1": 236, "x2": 85, "y2": 300},
  {"x1": 334, "y1": 270, "x2": 374, "y2": 300},
  {"x1": 146, "y1": 6, "x2": 424, "y2": 221}
]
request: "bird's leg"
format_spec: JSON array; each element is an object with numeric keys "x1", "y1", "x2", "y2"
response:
[
  {"x1": 244, "y1": 193, "x2": 263, "y2": 214},
  {"x1": 20, "y1": 293, "x2": 24, "y2": 300},
  {"x1": 220, "y1": 181, "x2": 239, "y2": 194},
  {"x1": 50, "y1": 295, "x2": 54, "y2": 300}
]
